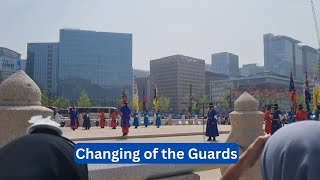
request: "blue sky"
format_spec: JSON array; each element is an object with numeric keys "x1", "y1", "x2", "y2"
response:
[{"x1": 1, "y1": 0, "x2": 319, "y2": 70}]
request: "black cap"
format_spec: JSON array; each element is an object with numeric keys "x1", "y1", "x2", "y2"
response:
[
  {"x1": 273, "y1": 104, "x2": 278, "y2": 107},
  {"x1": 209, "y1": 103, "x2": 213, "y2": 106}
]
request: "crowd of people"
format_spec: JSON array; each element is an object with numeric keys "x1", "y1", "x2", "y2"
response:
[
  {"x1": 66, "y1": 100, "x2": 163, "y2": 136},
  {"x1": 264, "y1": 103, "x2": 320, "y2": 135}
]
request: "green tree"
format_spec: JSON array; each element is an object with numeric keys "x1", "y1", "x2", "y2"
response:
[
  {"x1": 158, "y1": 96, "x2": 171, "y2": 113},
  {"x1": 183, "y1": 88, "x2": 209, "y2": 114},
  {"x1": 192, "y1": 89, "x2": 209, "y2": 114},
  {"x1": 41, "y1": 91, "x2": 52, "y2": 106},
  {"x1": 77, "y1": 90, "x2": 91, "y2": 107}
]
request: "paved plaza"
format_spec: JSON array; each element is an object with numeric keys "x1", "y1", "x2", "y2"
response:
[{"x1": 62, "y1": 125, "x2": 231, "y2": 141}]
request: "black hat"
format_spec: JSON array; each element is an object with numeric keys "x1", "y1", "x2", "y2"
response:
[
  {"x1": 209, "y1": 103, "x2": 213, "y2": 106},
  {"x1": 273, "y1": 104, "x2": 278, "y2": 107}
]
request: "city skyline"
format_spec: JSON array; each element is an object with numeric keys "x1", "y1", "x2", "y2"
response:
[{"x1": 1, "y1": 0, "x2": 319, "y2": 71}]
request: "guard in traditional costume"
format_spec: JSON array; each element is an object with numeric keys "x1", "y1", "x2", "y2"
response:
[
  {"x1": 296, "y1": 104, "x2": 307, "y2": 121},
  {"x1": 155, "y1": 111, "x2": 161, "y2": 128},
  {"x1": 99, "y1": 110, "x2": 106, "y2": 128},
  {"x1": 144, "y1": 111, "x2": 149, "y2": 127},
  {"x1": 83, "y1": 112, "x2": 91, "y2": 130},
  {"x1": 206, "y1": 103, "x2": 219, "y2": 141},
  {"x1": 133, "y1": 112, "x2": 139, "y2": 128},
  {"x1": 264, "y1": 106, "x2": 272, "y2": 134},
  {"x1": 110, "y1": 111, "x2": 117, "y2": 129},
  {"x1": 287, "y1": 107, "x2": 295, "y2": 124},
  {"x1": 69, "y1": 106, "x2": 79, "y2": 131},
  {"x1": 120, "y1": 100, "x2": 131, "y2": 136},
  {"x1": 271, "y1": 104, "x2": 282, "y2": 135}
]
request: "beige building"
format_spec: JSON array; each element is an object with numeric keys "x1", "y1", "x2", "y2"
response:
[{"x1": 150, "y1": 55, "x2": 205, "y2": 113}]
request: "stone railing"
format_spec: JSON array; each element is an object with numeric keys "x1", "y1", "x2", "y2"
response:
[
  {"x1": 0, "y1": 70, "x2": 52, "y2": 147},
  {"x1": 0, "y1": 71, "x2": 264, "y2": 180}
]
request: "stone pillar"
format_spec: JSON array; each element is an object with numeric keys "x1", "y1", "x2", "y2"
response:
[
  {"x1": 0, "y1": 70, "x2": 53, "y2": 147},
  {"x1": 220, "y1": 92, "x2": 264, "y2": 180}
]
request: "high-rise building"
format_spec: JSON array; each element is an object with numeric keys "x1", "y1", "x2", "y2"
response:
[
  {"x1": 212, "y1": 52, "x2": 240, "y2": 77},
  {"x1": 26, "y1": 43, "x2": 59, "y2": 97},
  {"x1": 133, "y1": 69, "x2": 149, "y2": 78},
  {"x1": 0, "y1": 47, "x2": 26, "y2": 84},
  {"x1": 302, "y1": 45, "x2": 319, "y2": 80},
  {"x1": 58, "y1": 29, "x2": 133, "y2": 105},
  {"x1": 264, "y1": 33, "x2": 303, "y2": 81},
  {"x1": 240, "y1": 63, "x2": 264, "y2": 77},
  {"x1": 150, "y1": 55, "x2": 205, "y2": 113},
  {"x1": 205, "y1": 63, "x2": 213, "y2": 72}
]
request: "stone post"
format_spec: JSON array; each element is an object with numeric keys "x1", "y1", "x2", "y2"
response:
[
  {"x1": 220, "y1": 92, "x2": 264, "y2": 180},
  {"x1": 0, "y1": 70, "x2": 53, "y2": 147}
]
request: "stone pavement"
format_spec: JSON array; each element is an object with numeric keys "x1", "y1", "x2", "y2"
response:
[
  {"x1": 62, "y1": 125, "x2": 231, "y2": 141},
  {"x1": 76, "y1": 134, "x2": 229, "y2": 180}
]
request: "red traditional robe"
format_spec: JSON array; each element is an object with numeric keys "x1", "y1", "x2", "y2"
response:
[
  {"x1": 296, "y1": 110, "x2": 307, "y2": 121},
  {"x1": 99, "y1": 112, "x2": 106, "y2": 128},
  {"x1": 110, "y1": 112, "x2": 117, "y2": 128},
  {"x1": 264, "y1": 110, "x2": 272, "y2": 134}
]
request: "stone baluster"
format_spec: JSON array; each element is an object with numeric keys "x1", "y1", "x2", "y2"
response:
[
  {"x1": 0, "y1": 70, "x2": 53, "y2": 147},
  {"x1": 220, "y1": 92, "x2": 264, "y2": 180}
]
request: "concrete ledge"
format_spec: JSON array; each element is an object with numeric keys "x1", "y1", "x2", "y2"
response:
[
  {"x1": 71, "y1": 130, "x2": 230, "y2": 141},
  {"x1": 149, "y1": 173, "x2": 200, "y2": 180},
  {"x1": 88, "y1": 164, "x2": 229, "y2": 180}
]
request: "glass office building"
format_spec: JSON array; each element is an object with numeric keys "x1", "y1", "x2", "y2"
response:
[
  {"x1": 264, "y1": 33, "x2": 303, "y2": 81},
  {"x1": 26, "y1": 43, "x2": 59, "y2": 97},
  {"x1": 58, "y1": 29, "x2": 133, "y2": 105},
  {"x1": 212, "y1": 52, "x2": 240, "y2": 77}
]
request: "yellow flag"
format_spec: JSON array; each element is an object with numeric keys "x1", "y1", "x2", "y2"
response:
[{"x1": 133, "y1": 82, "x2": 139, "y2": 112}]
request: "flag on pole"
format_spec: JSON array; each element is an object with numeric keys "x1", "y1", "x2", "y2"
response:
[
  {"x1": 305, "y1": 70, "x2": 311, "y2": 112},
  {"x1": 133, "y1": 82, "x2": 139, "y2": 112},
  {"x1": 153, "y1": 84, "x2": 158, "y2": 112},
  {"x1": 142, "y1": 88, "x2": 147, "y2": 111},
  {"x1": 121, "y1": 87, "x2": 127, "y2": 104},
  {"x1": 313, "y1": 61, "x2": 320, "y2": 113},
  {"x1": 288, "y1": 69, "x2": 297, "y2": 113}
]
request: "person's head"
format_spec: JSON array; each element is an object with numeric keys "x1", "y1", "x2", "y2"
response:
[
  {"x1": 209, "y1": 103, "x2": 214, "y2": 109},
  {"x1": 290, "y1": 106, "x2": 293, "y2": 111},
  {"x1": 266, "y1": 106, "x2": 271, "y2": 111},
  {"x1": 261, "y1": 121, "x2": 320, "y2": 180},
  {"x1": 273, "y1": 104, "x2": 278, "y2": 110},
  {"x1": 298, "y1": 104, "x2": 303, "y2": 110},
  {"x1": 0, "y1": 116, "x2": 89, "y2": 180}
]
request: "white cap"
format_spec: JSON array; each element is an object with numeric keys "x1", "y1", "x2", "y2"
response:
[{"x1": 26, "y1": 115, "x2": 62, "y2": 136}]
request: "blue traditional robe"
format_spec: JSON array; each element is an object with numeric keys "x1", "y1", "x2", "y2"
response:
[
  {"x1": 307, "y1": 111, "x2": 313, "y2": 120},
  {"x1": 83, "y1": 113, "x2": 91, "y2": 129},
  {"x1": 120, "y1": 105, "x2": 131, "y2": 130},
  {"x1": 69, "y1": 109, "x2": 79, "y2": 129},
  {"x1": 156, "y1": 113, "x2": 161, "y2": 126},
  {"x1": 133, "y1": 112, "x2": 139, "y2": 127},
  {"x1": 144, "y1": 113, "x2": 149, "y2": 126},
  {"x1": 287, "y1": 111, "x2": 295, "y2": 124},
  {"x1": 271, "y1": 109, "x2": 282, "y2": 135},
  {"x1": 206, "y1": 108, "x2": 219, "y2": 137}
]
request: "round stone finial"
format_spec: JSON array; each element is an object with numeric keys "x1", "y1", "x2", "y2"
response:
[
  {"x1": 0, "y1": 70, "x2": 41, "y2": 106},
  {"x1": 234, "y1": 92, "x2": 259, "y2": 111}
]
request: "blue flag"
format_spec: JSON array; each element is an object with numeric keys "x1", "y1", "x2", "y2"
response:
[{"x1": 305, "y1": 71, "x2": 311, "y2": 112}]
